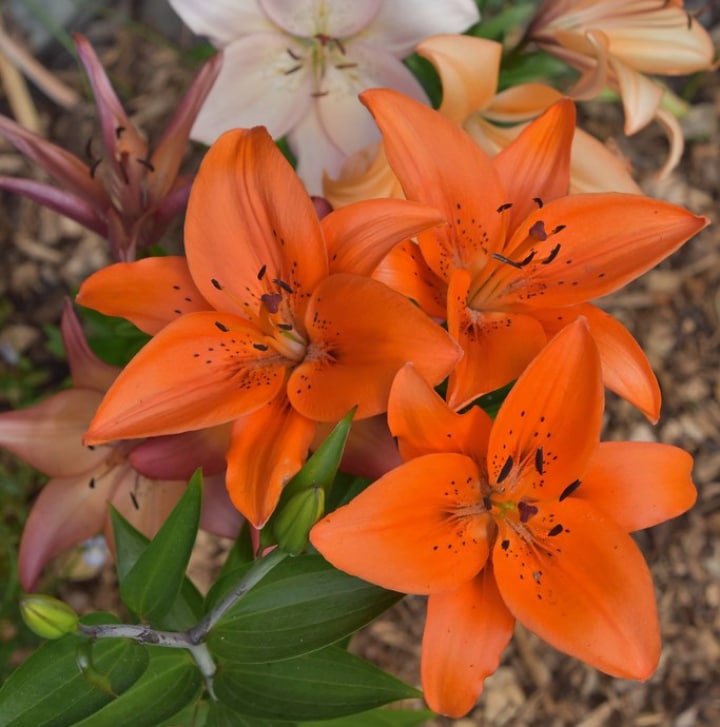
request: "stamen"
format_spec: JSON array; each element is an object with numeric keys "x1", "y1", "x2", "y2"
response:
[
  {"x1": 482, "y1": 496, "x2": 492, "y2": 510},
  {"x1": 551, "y1": 224, "x2": 566, "y2": 234},
  {"x1": 335, "y1": 62, "x2": 358, "y2": 69},
  {"x1": 541, "y1": 243, "x2": 561, "y2": 264},
  {"x1": 533, "y1": 197, "x2": 544, "y2": 208},
  {"x1": 277, "y1": 323, "x2": 293, "y2": 331},
  {"x1": 88, "y1": 477, "x2": 96, "y2": 489},
  {"x1": 273, "y1": 278, "x2": 293, "y2": 294},
  {"x1": 548, "y1": 523, "x2": 563, "y2": 537},
  {"x1": 253, "y1": 343, "x2": 269, "y2": 351},
  {"x1": 211, "y1": 278, "x2": 223, "y2": 290},
  {"x1": 559, "y1": 479, "x2": 581, "y2": 501},
  {"x1": 311, "y1": 90, "x2": 329, "y2": 97},
  {"x1": 284, "y1": 64, "x2": 303, "y2": 75},
  {"x1": 257, "y1": 265, "x2": 267, "y2": 281},
  {"x1": 519, "y1": 251, "x2": 536, "y2": 267},
  {"x1": 287, "y1": 48, "x2": 301, "y2": 60},
  {"x1": 535, "y1": 447, "x2": 544, "y2": 475},
  {"x1": 130, "y1": 491, "x2": 140, "y2": 510},
  {"x1": 490, "y1": 253, "x2": 523, "y2": 270},
  {"x1": 497, "y1": 455, "x2": 513, "y2": 484},
  {"x1": 215, "y1": 321, "x2": 229, "y2": 332},
  {"x1": 496, "y1": 202, "x2": 513, "y2": 213}
]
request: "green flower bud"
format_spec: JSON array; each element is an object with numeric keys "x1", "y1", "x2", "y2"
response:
[
  {"x1": 20, "y1": 594, "x2": 79, "y2": 639},
  {"x1": 273, "y1": 487, "x2": 325, "y2": 555}
]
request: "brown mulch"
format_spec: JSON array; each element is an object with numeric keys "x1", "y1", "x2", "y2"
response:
[{"x1": 0, "y1": 12, "x2": 718, "y2": 727}]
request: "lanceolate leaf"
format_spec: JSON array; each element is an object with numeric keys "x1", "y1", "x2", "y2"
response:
[
  {"x1": 302, "y1": 708, "x2": 435, "y2": 727},
  {"x1": 117, "y1": 470, "x2": 202, "y2": 624},
  {"x1": 206, "y1": 554, "x2": 401, "y2": 663},
  {"x1": 109, "y1": 504, "x2": 203, "y2": 630},
  {"x1": 206, "y1": 701, "x2": 291, "y2": 727},
  {"x1": 214, "y1": 646, "x2": 419, "y2": 721},
  {"x1": 70, "y1": 650, "x2": 203, "y2": 727},
  {"x1": 0, "y1": 615, "x2": 148, "y2": 727}
]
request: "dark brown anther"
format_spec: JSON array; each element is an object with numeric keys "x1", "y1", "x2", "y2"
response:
[
  {"x1": 311, "y1": 90, "x2": 330, "y2": 97},
  {"x1": 533, "y1": 197, "x2": 544, "y2": 208},
  {"x1": 483, "y1": 496, "x2": 492, "y2": 510},
  {"x1": 496, "y1": 202, "x2": 513, "y2": 213},
  {"x1": 284, "y1": 64, "x2": 303, "y2": 75},
  {"x1": 501, "y1": 539, "x2": 510, "y2": 550},
  {"x1": 548, "y1": 523, "x2": 563, "y2": 537},
  {"x1": 215, "y1": 321, "x2": 229, "y2": 332},
  {"x1": 253, "y1": 343, "x2": 269, "y2": 351},
  {"x1": 551, "y1": 224, "x2": 566, "y2": 234},
  {"x1": 490, "y1": 253, "x2": 523, "y2": 269},
  {"x1": 497, "y1": 455, "x2": 513, "y2": 484},
  {"x1": 335, "y1": 62, "x2": 358, "y2": 69},
  {"x1": 273, "y1": 278, "x2": 294, "y2": 294},
  {"x1": 211, "y1": 278, "x2": 223, "y2": 290},
  {"x1": 559, "y1": 479, "x2": 581, "y2": 501},
  {"x1": 519, "y1": 251, "x2": 536, "y2": 267},
  {"x1": 541, "y1": 243, "x2": 561, "y2": 265},
  {"x1": 88, "y1": 477, "x2": 96, "y2": 489},
  {"x1": 287, "y1": 48, "x2": 301, "y2": 60},
  {"x1": 257, "y1": 264, "x2": 267, "y2": 280},
  {"x1": 277, "y1": 323, "x2": 293, "y2": 331},
  {"x1": 535, "y1": 447, "x2": 544, "y2": 475},
  {"x1": 130, "y1": 491, "x2": 140, "y2": 510}
]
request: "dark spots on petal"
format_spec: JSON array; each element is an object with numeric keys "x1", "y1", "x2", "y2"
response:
[
  {"x1": 172, "y1": 284, "x2": 181, "y2": 290},
  {"x1": 173, "y1": 309, "x2": 182, "y2": 315},
  {"x1": 559, "y1": 479, "x2": 581, "y2": 501},
  {"x1": 88, "y1": 477, "x2": 95, "y2": 489},
  {"x1": 501, "y1": 539, "x2": 510, "y2": 550}
]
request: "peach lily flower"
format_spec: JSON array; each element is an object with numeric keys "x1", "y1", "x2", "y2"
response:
[
  {"x1": 363, "y1": 89, "x2": 708, "y2": 418},
  {"x1": 324, "y1": 34, "x2": 641, "y2": 208},
  {"x1": 0, "y1": 302, "x2": 239, "y2": 591},
  {"x1": 311, "y1": 320, "x2": 697, "y2": 717},
  {"x1": 0, "y1": 34, "x2": 221, "y2": 260},
  {"x1": 79, "y1": 126, "x2": 460, "y2": 528},
  {"x1": 527, "y1": 0, "x2": 716, "y2": 176},
  {"x1": 168, "y1": 0, "x2": 479, "y2": 193}
]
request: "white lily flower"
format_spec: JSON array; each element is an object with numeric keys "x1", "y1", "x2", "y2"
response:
[{"x1": 169, "y1": 0, "x2": 480, "y2": 192}]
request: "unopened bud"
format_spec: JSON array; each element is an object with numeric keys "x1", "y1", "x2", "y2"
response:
[
  {"x1": 273, "y1": 487, "x2": 325, "y2": 555},
  {"x1": 20, "y1": 594, "x2": 79, "y2": 639}
]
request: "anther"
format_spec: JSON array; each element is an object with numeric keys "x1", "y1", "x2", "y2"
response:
[
  {"x1": 277, "y1": 323, "x2": 293, "y2": 331},
  {"x1": 535, "y1": 447, "x2": 544, "y2": 475},
  {"x1": 136, "y1": 157, "x2": 155, "y2": 172},
  {"x1": 533, "y1": 197, "x2": 544, "y2": 208},
  {"x1": 551, "y1": 224, "x2": 566, "y2": 234},
  {"x1": 211, "y1": 278, "x2": 223, "y2": 290},
  {"x1": 115, "y1": 125, "x2": 126, "y2": 139},
  {"x1": 548, "y1": 523, "x2": 563, "y2": 537},
  {"x1": 215, "y1": 321, "x2": 229, "y2": 332},
  {"x1": 541, "y1": 243, "x2": 561, "y2": 264},
  {"x1": 496, "y1": 202, "x2": 513, "y2": 213},
  {"x1": 273, "y1": 278, "x2": 293, "y2": 294},
  {"x1": 253, "y1": 343, "x2": 269, "y2": 351},
  {"x1": 257, "y1": 265, "x2": 267, "y2": 281},
  {"x1": 501, "y1": 539, "x2": 510, "y2": 550},
  {"x1": 130, "y1": 491, "x2": 140, "y2": 510},
  {"x1": 559, "y1": 479, "x2": 581, "y2": 501},
  {"x1": 311, "y1": 91, "x2": 330, "y2": 97},
  {"x1": 519, "y1": 251, "x2": 536, "y2": 267},
  {"x1": 497, "y1": 455, "x2": 513, "y2": 484},
  {"x1": 88, "y1": 477, "x2": 96, "y2": 489},
  {"x1": 490, "y1": 253, "x2": 523, "y2": 270},
  {"x1": 284, "y1": 64, "x2": 302, "y2": 75},
  {"x1": 482, "y1": 496, "x2": 492, "y2": 510},
  {"x1": 287, "y1": 48, "x2": 301, "y2": 60}
]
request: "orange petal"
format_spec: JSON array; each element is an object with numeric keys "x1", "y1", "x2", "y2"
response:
[
  {"x1": 492, "y1": 99, "x2": 575, "y2": 237},
  {"x1": 493, "y1": 497, "x2": 660, "y2": 679},
  {"x1": 447, "y1": 269, "x2": 546, "y2": 409},
  {"x1": 416, "y1": 35, "x2": 501, "y2": 123},
  {"x1": 373, "y1": 239, "x2": 447, "y2": 319},
  {"x1": 422, "y1": 566, "x2": 515, "y2": 718},
  {"x1": 77, "y1": 256, "x2": 211, "y2": 335},
  {"x1": 389, "y1": 362, "x2": 492, "y2": 462},
  {"x1": 86, "y1": 312, "x2": 286, "y2": 443},
  {"x1": 322, "y1": 198, "x2": 443, "y2": 277},
  {"x1": 361, "y1": 88, "x2": 507, "y2": 282},
  {"x1": 226, "y1": 395, "x2": 316, "y2": 528},
  {"x1": 494, "y1": 194, "x2": 708, "y2": 310},
  {"x1": 185, "y1": 128, "x2": 328, "y2": 324},
  {"x1": 534, "y1": 303, "x2": 660, "y2": 422},
  {"x1": 311, "y1": 453, "x2": 491, "y2": 594},
  {"x1": 488, "y1": 319, "x2": 603, "y2": 498},
  {"x1": 289, "y1": 274, "x2": 461, "y2": 421},
  {"x1": 576, "y1": 441, "x2": 696, "y2": 532}
]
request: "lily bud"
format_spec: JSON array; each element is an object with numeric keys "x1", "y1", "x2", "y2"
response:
[
  {"x1": 20, "y1": 594, "x2": 79, "y2": 639},
  {"x1": 273, "y1": 487, "x2": 325, "y2": 556}
]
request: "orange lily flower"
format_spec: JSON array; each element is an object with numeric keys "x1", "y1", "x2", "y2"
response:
[
  {"x1": 527, "y1": 0, "x2": 716, "y2": 176},
  {"x1": 363, "y1": 89, "x2": 708, "y2": 418},
  {"x1": 311, "y1": 320, "x2": 697, "y2": 717},
  {"x1": 80, "y1": 127, "x2": 460, "y2": 528},
  {"x1": 323, "y1": 34, "x2": 641, "y2": 209}
]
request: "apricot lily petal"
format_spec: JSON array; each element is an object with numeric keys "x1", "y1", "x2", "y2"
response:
[
  {"x1": 416, "y1": 34, "x2": 501, "y2": 124},
  {"x1": 494, "y1": 497, "x2": 660, "y2": 679},
  {"x1": 289, "y1": 274, "x2": 461, "y2": 421},
  {"x1": 577, "y1": 442, "x2": 696, "y2": 532},
  {"x1": 494, "y1": 194, "x2": 708, "y2": 310},
  {"x1": 488, "y1": 320, "x2": 603, "y2": 496},
  {"x1": 322, "y1": 199, "x2": 443, "y2": 276},
  {"x1": 389, "y1": 363, "x2": 492, "y2": 463},
  {"x1": 422, "y1": 567, "x2": 514, "y2": 718},
  {"x1": 492, "y1": 99, "x2": 575, "y2": 236},
  {"x1": 311, "y1": 453, "x2": 491, "y2": 594},
  {"x1": 447, "y1": 269, "x2": 546, "y2": 408},
  {"x1": 184, "y1": 128, "x2": 328, "y2": 322},
  {"x1": 77, "y1": 256, "x2": 211, "y2": 335},
  {"x1": 534, "y1": 303, "x2": 660, "y2": 422},
  {"x1": 227, "y1": 395, "x2": 316, "y2": 528},
  {"x1": 86, "y1": 312, "x2": 286, "y2": 443}
]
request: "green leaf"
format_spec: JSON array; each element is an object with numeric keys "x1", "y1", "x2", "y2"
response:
[
  {"x1": 468, "y1": 3, "x2": 535, "y2": 41},
  {"x1": 118, "y1": 471, "x2": 202, "y2": 624},
  {"x1": 0, "y1": 616, "x2": 148, "y2": 727},
  {"x1": 206, "y1": 702, "x2": 292, "y2": 727},
  {"x1": 109, "y1": 505, "x2": 203, "y2": 630},
  {"x1": 214, "y1": 646, "x2": 419, "y2": 721},
  {"x1": 302, "y1": 708, "x2": 434, "y2": 727},
  {"x1": 70, "y1": 650, "x2": 203, "y2": 727},
  {"x1": 207, "y1": 554, "x2": 401, "y2": 663}
]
